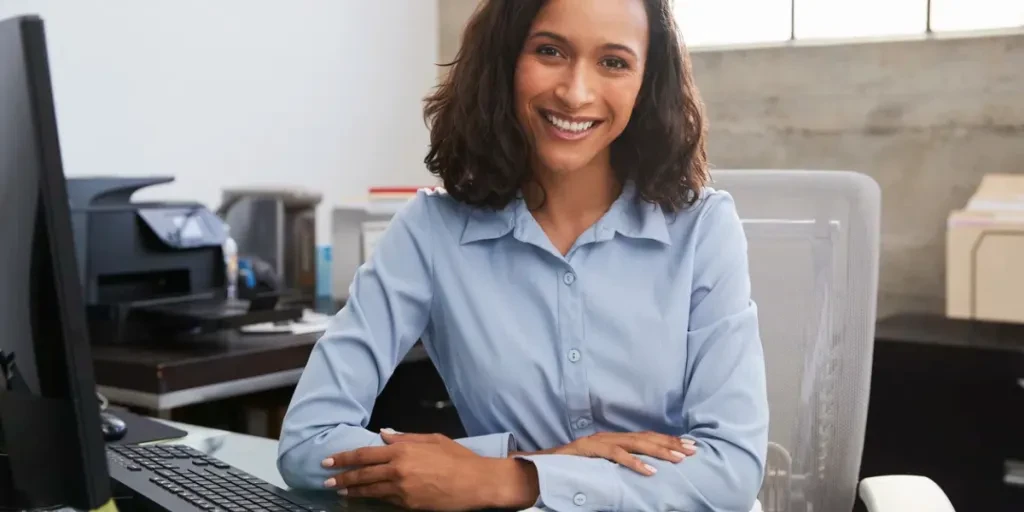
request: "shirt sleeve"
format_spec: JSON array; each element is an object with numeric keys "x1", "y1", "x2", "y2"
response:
[
  {"x1": 518, "y1": 191, "x2": 769, "y2": 511},
  {"x1": 276, "y1": 191, "x2": 515, "y2": 490}
]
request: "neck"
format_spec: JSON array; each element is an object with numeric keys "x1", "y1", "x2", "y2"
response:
[{"x1": 526, "y1": 157, "x2": 621, "y2": 224}]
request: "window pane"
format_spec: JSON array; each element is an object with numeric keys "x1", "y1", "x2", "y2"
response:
[
  {"x1": 674, "y1": 0, "x2": 792, "y2": 47},
  {"x1": 931, "y1": 0, "x2": 1024, "y2": 31},
  {"x1": 794, "y1": 0, "x2": 927, "y2": 39}
]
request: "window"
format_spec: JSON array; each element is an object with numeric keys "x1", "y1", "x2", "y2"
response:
[
  {"x1": 794, "y1": 0, "x2": 926, "y2": 39},
  {"x1": 674, "y1": 0, "x2": 792, "y2": 47},
  {"x1": 930, "y1": 0, "x2": 1024, "y2": 31},
  {"x1": 673, "y1": 0, "x2": 1024, "y2": 48}
]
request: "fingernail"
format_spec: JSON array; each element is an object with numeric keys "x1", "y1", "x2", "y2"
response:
[
  {"x1": 321, "y1": 458, "x2": 334, "y2": 468},
  {"x1": 644, "y1": 464, "x2": 657, "y2": 474},
  {"x1": 337, "y1": 488, "x2": 348, "y2": 496},
  {"x1": 323, "y1": 478, "x2": 336, "y2": 488},
  {"x1": 680, "y1": 438, "x2": 696, "y2": 445},
  {"x1": 670, "y1": 450, "x2": 686, "y2": 461},
  {"x1": 380, "y1": 427, "x2": 397, "y2": 435}
]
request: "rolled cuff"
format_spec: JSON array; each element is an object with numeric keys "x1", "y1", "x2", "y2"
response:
[
  {"x1": 455, "y1": 432, "x2": 516, "y2": 458},
  {"x1": 515, "y1": 454, "x2": 621, "y2": 510}
]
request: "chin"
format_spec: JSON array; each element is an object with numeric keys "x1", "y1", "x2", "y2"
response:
[{"x1": 535, "y1": 150, "x2": 595, "y2": 175}]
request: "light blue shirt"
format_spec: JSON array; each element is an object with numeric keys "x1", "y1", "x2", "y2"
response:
[{"x1": 277, "y1": 183, "x2": 769, "y2": 511}]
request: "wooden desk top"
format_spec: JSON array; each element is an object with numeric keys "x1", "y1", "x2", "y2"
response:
[
  {"x1": 92, "y1": 331, "x2": 322, "y2": 394},
  {"x1": 92, "y1": 329, "x2": 431, "y2": 395}
]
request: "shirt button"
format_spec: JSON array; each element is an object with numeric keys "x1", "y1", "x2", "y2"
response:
[
  {"x1": 567, "y1": 349, "x2": 581, "y2": 363},
  {"x1": 573, "y1": 492, "x2": 587, "y2": 506},
  {"x1": 574, "y1": 418, "x2": 590, "y2": 429},
  {"x1": 563, "y1": 272, "x2": 576, "y2": 285}
]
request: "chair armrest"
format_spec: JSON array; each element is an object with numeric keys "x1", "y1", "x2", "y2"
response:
[{"x1": 859, "y1": 475, "x2": 955, "y2": 512}]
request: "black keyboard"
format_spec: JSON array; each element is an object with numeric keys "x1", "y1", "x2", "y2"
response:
[{"x1": 106, "y1": 444, "x2": 341, "y2": 512}]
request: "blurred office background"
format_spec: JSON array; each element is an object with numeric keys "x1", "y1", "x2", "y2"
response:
[{"x1": 1, "y1": 0, "x2": 1019, "y2": 316}]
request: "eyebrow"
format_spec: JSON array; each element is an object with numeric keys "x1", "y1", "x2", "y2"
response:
[{"x1": 529, "y1": 31, "x2": 639, "y2": 60}]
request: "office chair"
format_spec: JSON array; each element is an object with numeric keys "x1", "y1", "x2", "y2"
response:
[{"x1": 711, "y1": 170, "x2": 956, "y2": 512}]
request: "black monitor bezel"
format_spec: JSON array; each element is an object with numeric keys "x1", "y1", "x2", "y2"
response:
[{"x1": 15, "y1": 15, "x2": 111, "y2": 509}]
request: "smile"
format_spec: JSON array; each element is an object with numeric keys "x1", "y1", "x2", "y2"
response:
[{"x1": 540, "y1": 109, "x2": 602, "y2": 140}]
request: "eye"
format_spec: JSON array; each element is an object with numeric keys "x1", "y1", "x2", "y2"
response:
[
  {"x1": 601, "y1": 57, "x2": 630, "y2": 70},
  {"x1": 536, "y1": 45, "x2": 563, "y2": 58}
]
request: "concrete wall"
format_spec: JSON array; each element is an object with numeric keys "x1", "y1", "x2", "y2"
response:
[
  {"x1": 690, "y1": 33, "x2": 1024, "y2": 316},
  {"x1": 438, "y1": 0, "x2": 1024, "y2": 317}
]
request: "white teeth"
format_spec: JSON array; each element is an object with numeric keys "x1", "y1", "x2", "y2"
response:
[{"x1": 545, "y1": 113, "x2": 595, "y2": 133}]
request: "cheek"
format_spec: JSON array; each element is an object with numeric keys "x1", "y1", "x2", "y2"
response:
[
  {"x1": 514, "y1": 59, "x2": 547, "y2": 110},
  {"x1": 605, "y1": 83, "x2": 642, "y2": 135}
]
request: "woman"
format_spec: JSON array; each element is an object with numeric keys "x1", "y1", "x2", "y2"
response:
[{"x1": 278, "y1": 0, "x2": 768, "y2": 510}]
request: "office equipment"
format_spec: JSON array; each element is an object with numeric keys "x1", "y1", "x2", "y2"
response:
[
  {"x1": 330, "y1": 206, "x2": 393, "y2": 300},
  {"x1": 863, "y1": 313, "x2": 1024, "y2": 510},
  {"x1": 0, "y1": 16, "x2": 390, "y2": 512},
  {"x1": 946, "y1": 173, "x2": 1024, "y2": 324},
  {"x1": 66, "y1": 176, "x2": 302, "y2": 345},
  {"x1": 711, "y1": 170, "x2": 955, "y2": 512},
  {"x1": 0, "y1": 15, "x2": 112, "y2": 510},
  {"x1": 218, "y1": 187, "x2": 322, "y2": 303},
  {"x1": 100, "y1": 411, "x2": 128, "y2": 441},
  {"x1": 122, "y1": 418, "x2": 402, "y2": 512}
]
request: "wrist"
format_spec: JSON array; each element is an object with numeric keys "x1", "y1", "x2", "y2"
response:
[{"x1": 479, "y1": 458, "x2": 540, "y2": 509}]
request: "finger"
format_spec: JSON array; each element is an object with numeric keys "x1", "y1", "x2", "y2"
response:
[
  {"x1": 344, "y1": 481, "x2": 402, "y2": 499},
  {"x1": 677, "y1": 437, "x2": 698, "y2": 455},
  {"x1": 334, "y1": 464, "x2": 398, "y2": 489},
  {"x1": 618, "y1": 438, "x2": 687, "y2": 463},
  {"x1": 599, "y1": 444, "x2": 656, "y2": 476},
  {"x1": 630, "y1": 432, "x2": 698, "y2": 456},
  {"x1": 635, "y1": 432, "x2": 697, "y2": 453},
  {"x1": 597, "y1": 432, "x2": 692, "y2": 460},
  {"x1": 323, "y1": 446, "x2": 396, "y2": 468}
]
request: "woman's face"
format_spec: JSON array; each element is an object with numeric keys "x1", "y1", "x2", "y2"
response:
[{"x1": 514, "y1": 0, "x2": 649, "y2": 177}]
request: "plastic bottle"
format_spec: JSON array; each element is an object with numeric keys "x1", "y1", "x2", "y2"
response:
[{"x1": 222, "y1": 227, "x2": 239, "y2": 300}]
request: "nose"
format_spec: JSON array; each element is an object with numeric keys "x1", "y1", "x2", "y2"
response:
[{"x1": 554, "y1": 62, "x2": 595, "y2": 111}]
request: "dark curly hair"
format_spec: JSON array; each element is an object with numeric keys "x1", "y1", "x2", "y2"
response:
[{"x1": 423, "y1": 0, "x2": 708, "y2": 212}]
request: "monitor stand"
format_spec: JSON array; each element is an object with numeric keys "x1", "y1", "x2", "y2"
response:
[{"x1": 0, "y1": 351, "x2": 87, "y2": 511}]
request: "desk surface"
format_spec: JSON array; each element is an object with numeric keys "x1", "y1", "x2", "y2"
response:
[
  {"x1": 156, "y1": 421, "x2": 536, "y2": 512},
  {"x1": 94, "y1": 329, "x2": 430, "y2": 411},
  {"x1": 876, "y1": 312, "x2": 1024, "y2": 353}
]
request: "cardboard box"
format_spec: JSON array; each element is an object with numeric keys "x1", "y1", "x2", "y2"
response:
[{"x1": 946, "y1": 174, "x2": 1024, "y2": 323}]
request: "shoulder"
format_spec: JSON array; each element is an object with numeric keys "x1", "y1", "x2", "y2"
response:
[
  {"x1": 391, "y1": 187, "x2": 490, "y2": 242},
  {"x1": 393, "y1": 187, "x2": 468, "y2": 225},
  {"x1": 663, "y1": 186, "x2": 744, "y2": 247}
]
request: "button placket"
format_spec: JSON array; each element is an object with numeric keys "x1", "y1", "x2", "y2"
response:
[{"x1": 557, "y1": 265, "x2": 594, "y2": 437}]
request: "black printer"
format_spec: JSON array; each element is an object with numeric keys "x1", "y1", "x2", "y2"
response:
[{"x1": 67, "y1": 176, "x2": 301, "y2": 344}]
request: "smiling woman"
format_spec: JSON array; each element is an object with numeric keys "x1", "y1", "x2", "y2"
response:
[
  {"x1": 424, "y1": 0, "x2": 708, "y2": 216},
  {"x1": 277, "y1": 0, "x2": 768, "y2": 510}
]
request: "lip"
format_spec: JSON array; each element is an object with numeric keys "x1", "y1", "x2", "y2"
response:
[{"x1": 538, "y1": 108, "x2": 603, "y2": 141}]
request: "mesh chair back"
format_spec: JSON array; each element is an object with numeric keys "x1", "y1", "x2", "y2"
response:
[{"x1": 711, "y1": 170, "x2": 881, "y2": 512}]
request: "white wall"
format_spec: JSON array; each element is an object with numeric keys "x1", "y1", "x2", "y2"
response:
[{"x1": 0, "y1": 0, "x2": 439, "y2": 243}]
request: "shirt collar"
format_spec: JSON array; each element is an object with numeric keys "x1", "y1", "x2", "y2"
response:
[{"x1": 460, "y1": 181, "x2": 671, "y2": 246}]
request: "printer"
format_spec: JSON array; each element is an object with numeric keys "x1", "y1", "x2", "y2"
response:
[{"x1": 66, "y1": 176, "x2": 301, "y2": 344}]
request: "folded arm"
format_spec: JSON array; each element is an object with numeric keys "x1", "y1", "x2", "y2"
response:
[
  {"x1": 519, "y1": 192, "x2": 769, "y2": 511},
  {"x1": 276, "y1": 192, "x2": 514, "y2": 490}
]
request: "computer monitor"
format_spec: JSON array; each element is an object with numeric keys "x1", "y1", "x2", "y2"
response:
[{"x1": 0, "y1": 15, "x2": 113, "y2": 511}]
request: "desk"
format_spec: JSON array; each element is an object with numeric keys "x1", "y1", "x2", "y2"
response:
[
  {"x1": 93, "y1": 331, "x2": 429, "y2": 418},
  {"x1": 860, "y1": 313, "x2": 1024, "y2": 511},
  {"x1": 147, "y1": 421, "x2": 537, "y2": 512}
]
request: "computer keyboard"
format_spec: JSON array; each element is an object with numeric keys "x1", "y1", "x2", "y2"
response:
[{"x1": 107, "y1": 443, "x2": 340, "y2": 512}]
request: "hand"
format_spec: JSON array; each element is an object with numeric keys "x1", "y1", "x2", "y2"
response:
[
  {"x1": 320, "y1": 430, "x2": 538, "y2": 510},
  {"x1": 524, "y1": 431, "x2": 697, "y2": 476}
]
